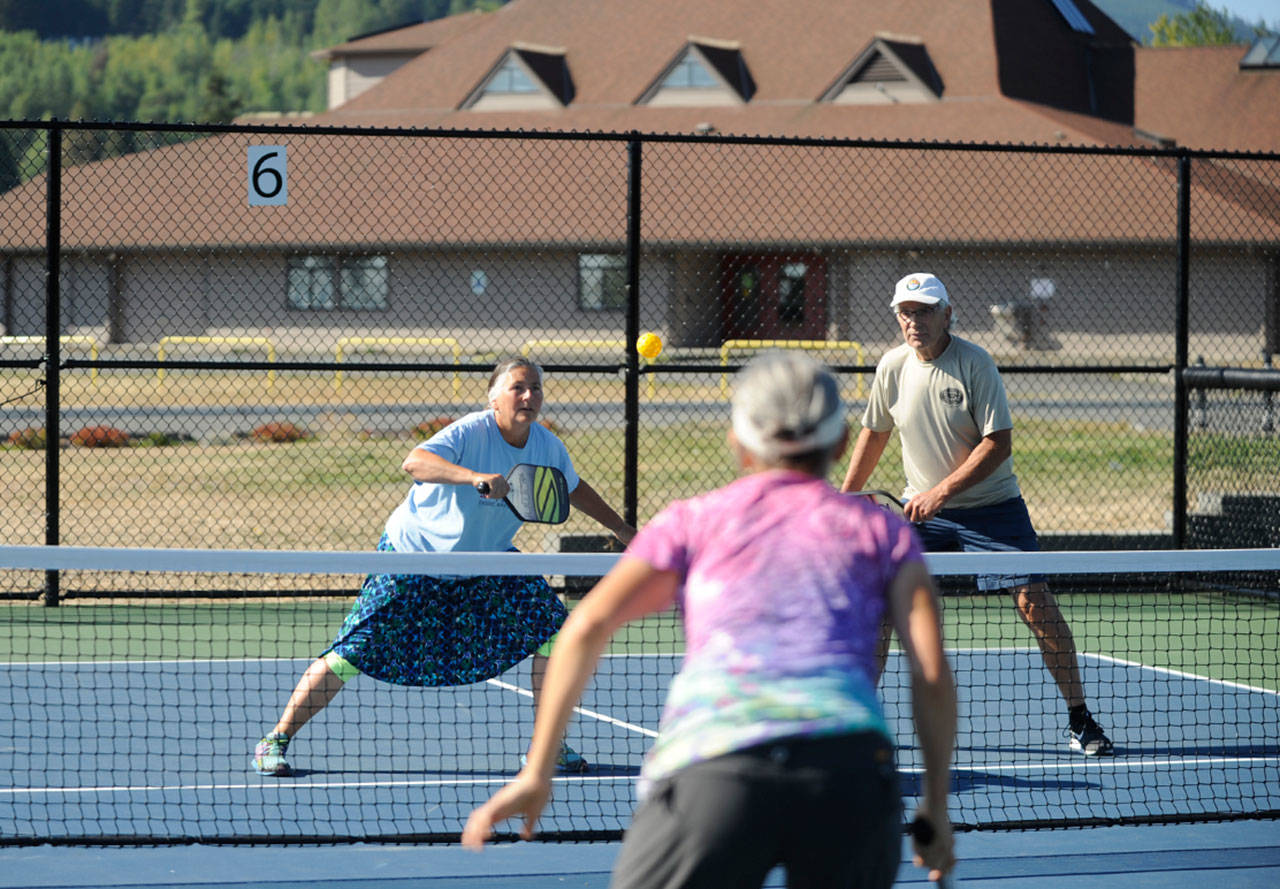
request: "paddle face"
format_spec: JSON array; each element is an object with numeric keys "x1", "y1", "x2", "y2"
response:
[
  {"x1": 500, "y1": 463, "x2": 571, "y2": 524},
  {"x1": 851, "y1": 489, "x2": 906, "y2": 517}
]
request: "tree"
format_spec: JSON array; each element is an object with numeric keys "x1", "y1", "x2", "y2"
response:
[{"x1": 1148, "y1": 2, "x2": 1238, "y2": 46}]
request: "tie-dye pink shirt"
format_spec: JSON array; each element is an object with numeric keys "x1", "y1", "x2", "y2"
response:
[{"x1": 624, "y1": 469, "x2": 924, "y2": 792}]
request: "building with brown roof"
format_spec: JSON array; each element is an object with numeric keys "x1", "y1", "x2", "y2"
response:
[{"x1": 1, "y1": 0, "x2": 1277, "y2": 365}]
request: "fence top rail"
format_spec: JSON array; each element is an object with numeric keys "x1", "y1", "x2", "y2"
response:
[
  {"x1": 1184, "y1": 365, "x2": 1280, "y2": 392},
  {"x1": 2, "y1": 119, "x2": 1277, "y2": 162}
]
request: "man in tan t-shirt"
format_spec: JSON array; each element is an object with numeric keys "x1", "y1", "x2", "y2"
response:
[{"x1": 841, "y1": 272, "x2": 1113, "y2": 756}]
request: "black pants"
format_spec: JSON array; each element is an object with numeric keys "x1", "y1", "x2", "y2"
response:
[{"x1": 610, "y1": 732, "x2": 902, "y2": 889}]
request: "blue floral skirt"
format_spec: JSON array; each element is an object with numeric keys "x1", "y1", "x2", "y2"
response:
[{"x1": 322, "y1": 536, "x2": 568, "y2": 687}]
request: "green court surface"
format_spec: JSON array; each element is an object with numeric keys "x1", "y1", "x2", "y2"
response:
[{"x1": 4, "y1": 587, "x2": 1275, "y2": 691}]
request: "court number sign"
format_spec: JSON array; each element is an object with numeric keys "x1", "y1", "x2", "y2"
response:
[{"x1": 248, "y1": 146, "x2": 288, "y2": 206}]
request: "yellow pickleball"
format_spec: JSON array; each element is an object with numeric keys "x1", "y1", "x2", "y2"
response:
[{"x1": 637, "y1": 332, "x2": 663, "y2": 359}]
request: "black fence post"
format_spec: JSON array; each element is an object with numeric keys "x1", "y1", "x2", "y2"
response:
[
  {"x1": 1172, "y1": 152, "x2": 1191, "y2": 549},
  {"x1": 622, "y1": 136, "x2": 642, "y2": 529},
  {"x1": 41, "y1": 122, "x2": 62, "y2": 606}
]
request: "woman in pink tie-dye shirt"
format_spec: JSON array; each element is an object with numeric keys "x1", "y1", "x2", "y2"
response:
[{"x1": 465, "y1": 352, "x2": 957, "y2": 889}]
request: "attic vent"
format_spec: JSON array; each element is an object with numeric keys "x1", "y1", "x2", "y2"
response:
[
  {"x1": 821, "y1": 37, "x2": 941, "y2": 104},
  {"x1": 858, "y1": 53, "x2": 908, "y2": 84},
  {"x1": 1047, "y1": 0, "x2": 1095, "y2": 35}
]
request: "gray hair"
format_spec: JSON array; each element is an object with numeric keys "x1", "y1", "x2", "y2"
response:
[
  {"x1": 730, "y1": 351, "x2": 846, "y2": 462},
  {"x1": 487, "y1": 356, "x2": 543, "y2": 403}
]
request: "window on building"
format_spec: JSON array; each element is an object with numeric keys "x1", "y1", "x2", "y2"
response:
[
  {"x1": 578, "y1": 254, "x2": 627, "y2": 310},
  {"x1": 660, "y1": 54, "x2": 720, "y2": 89},
  {"x1": 287, "y1": 255, "x2": 388, "y2": 311},
  {"x1": 487, "y1": 56, "x2": 540, "y2": 94},
  {"x1": 778, "y1": 262, "x2": 808, "y2": 323},
  {"x1": 640, "y1": 42, "x2": 754, "y2": 106}
]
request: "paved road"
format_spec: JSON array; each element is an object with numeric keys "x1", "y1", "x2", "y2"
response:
[{"x1": 1, "y1": 375, "x2": 1274, "y2": 439}]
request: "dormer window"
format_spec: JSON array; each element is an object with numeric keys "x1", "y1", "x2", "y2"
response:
[
  {"x1": 639, "y1": 38, "x2": 755, "y2": 106},
  {"x1": 462, "y1": 45, "x2": 574, "y2": 110},
  {"x1": 489, "y1": 56, "x2": 540, "y2": 93},
  {"x1": 1241, "y1": 35, "x2": 1280, "y2": 70},
  {"x1": 821, "y1": 36, "x2": 942, "y2": 105},
  {"x1": 661, "y1": 55, "x2": 720, "y2": 90}
]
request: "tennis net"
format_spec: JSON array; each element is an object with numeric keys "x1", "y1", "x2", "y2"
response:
[{"x1": 0, "y1": 545, "x2": 1277, "y2": 845}]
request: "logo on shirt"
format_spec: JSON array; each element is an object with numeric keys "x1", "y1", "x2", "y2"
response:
[{"x1": 940, "y1": 387, "x2": 964, "y2": 405}]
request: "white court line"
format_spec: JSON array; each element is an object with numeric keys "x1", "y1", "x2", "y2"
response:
[
  {"x1": 900, "y1": 755, "x2": 1280, "y2": 775},
  {"x1": 0, "y1": 774, "x2": 634, "y2": 796},
  {"x1": 6, "y1": 755, "x2": 1277, "y2": 798},
  {"x1": 485, "y1": 677, "x2": 658, "y2": 737},
  {"x1": 1082, "y1": 651, "x2": 1280, "y2": 698}
]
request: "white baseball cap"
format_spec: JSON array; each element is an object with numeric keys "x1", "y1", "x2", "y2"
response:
[{"x1": 891, "y1": 273, "x2": 950, "y2": 308}]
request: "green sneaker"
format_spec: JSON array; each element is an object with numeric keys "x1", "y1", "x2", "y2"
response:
[
  {"x1": 252, "y1": 732, "x2": 293, "y2": 776},
  {"x1": 520, "y1": 742, "x2": 589, "y2": 774}
]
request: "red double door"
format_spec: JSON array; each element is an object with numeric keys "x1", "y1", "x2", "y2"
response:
[{"x1": 718, "y1": 252, "x2": 828, "y2": 341}]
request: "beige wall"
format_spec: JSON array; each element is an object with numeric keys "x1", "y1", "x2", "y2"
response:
[
  {"x1": 4, "y1": 245, "x2": 1275, "y2": 368},
  {"x1": 327, "y1": 54, "x2": 420, "y2": 110}
]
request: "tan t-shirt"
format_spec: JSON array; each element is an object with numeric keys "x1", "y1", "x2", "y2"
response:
[{"x1": 862, "y1": 336, "x2": 1020, "y2": 509}]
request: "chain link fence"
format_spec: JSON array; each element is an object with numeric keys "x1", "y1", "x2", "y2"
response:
[{"x1": 1, "y1": 121, "x2": 1278, "y2": 595}]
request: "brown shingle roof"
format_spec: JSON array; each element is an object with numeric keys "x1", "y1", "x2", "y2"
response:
[
  {"x1": 1135, "y1": 45, "x2": 1280, "y2": 152},
  {"x1": 1, "y1": 130, "x2": 1274, "y2": 253},
  {"x1": 311, "y1": 10, "x2": 489, "y2": 60},
  {"x1": 311, "y1": 0, "x2": 1278, "y2": 153},
  {"x1": 331, "y1": 0, "x2": 1007, "y2": 117}
]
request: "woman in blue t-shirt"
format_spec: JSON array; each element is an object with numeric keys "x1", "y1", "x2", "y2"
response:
[{"x1": 251, "y1": 357, "x2": 634, "y2": 778}]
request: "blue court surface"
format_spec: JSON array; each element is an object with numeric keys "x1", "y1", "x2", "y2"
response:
[
  {"x1": 2, "y1": 647, "x2": 1278, "y2": 886},
  {"x1": 3, "y1": 820, "x2": 1278, "y2": 888}
]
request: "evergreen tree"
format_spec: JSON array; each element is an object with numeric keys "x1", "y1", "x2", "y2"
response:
[{"x1": 1148, "y1": 2, "x2": 1239, "y2": 46}]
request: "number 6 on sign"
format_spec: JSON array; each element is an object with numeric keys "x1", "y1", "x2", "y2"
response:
[{"x1": 248, "y1": 146, "x2": 287, "y2": 206}]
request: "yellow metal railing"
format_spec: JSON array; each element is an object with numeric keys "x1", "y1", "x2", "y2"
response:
[
  {"x1": 157, "y1": 336, "x2": 277, "y2": 386},
  {"x1": 719, "y1": 339, "x2": 866, "y2": 398},
  {"x1": 334, "y1": 336, "x2": 461, "y2": 395},
  {"x1": 2, "y1": 335, "x2": 100, "y2": 382},
  {"x1": 520, "y1": 338, "x2": 658, "y2": 398}
]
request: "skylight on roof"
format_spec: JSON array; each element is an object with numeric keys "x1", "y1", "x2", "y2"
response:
[
  {"x1": 1241, "y1": 35, "x2": 1280, "y2": 69},
  {"x1": 1048, "y1": 0, "x2": 1095, "y2": 35}
]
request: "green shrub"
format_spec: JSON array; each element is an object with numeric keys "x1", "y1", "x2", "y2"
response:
[{"x1": 137, "y1": 431, "x2": 194, "y2": 447}]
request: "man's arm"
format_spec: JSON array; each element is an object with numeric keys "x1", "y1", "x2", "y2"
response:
[
  {"x1": 903, "y1": 428, "x2": 1011, "y2": 522},
  {"x1": 569, "y1": 480, "x2": 637, "y2": 545},
  {"x1": 840, "y1": 427, "x2": 892, "y2": 493}
]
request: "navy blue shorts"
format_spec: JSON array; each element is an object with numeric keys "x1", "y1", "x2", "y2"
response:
[{"x1": 913, "y1": 496, "x2": 1046, "y2": 592}]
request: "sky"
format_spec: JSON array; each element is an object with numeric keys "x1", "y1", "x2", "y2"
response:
[{"x1": 1214, "y1": 1, "x2": 1278, "y2": 27}]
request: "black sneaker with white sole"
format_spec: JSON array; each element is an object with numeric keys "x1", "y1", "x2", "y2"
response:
[{"x1": 1068, "y1": 711, "x2": 1114, "y2": 756}]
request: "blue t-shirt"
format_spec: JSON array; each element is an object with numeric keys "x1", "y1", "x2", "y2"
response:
[{"x1": 383, "y1": 410, "x2": 580, "y2": 553}]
